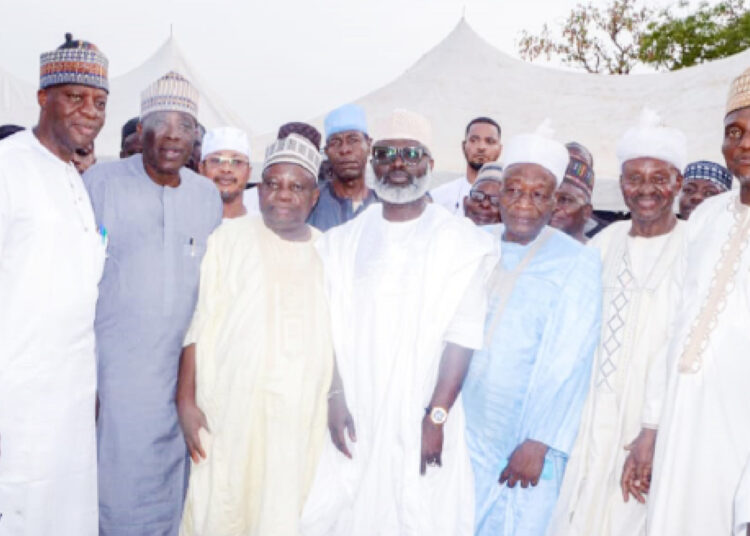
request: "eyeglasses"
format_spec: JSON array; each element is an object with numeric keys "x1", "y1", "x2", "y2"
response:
[
  {"x1": 372, "y1": 145, "x2": 427, "y2": 166},
  {"x1": 469, "y1": 190, "x2": 501, "y2": 207},
  {"x1": 204, "y1": 156, "x2": 250, "y2": 169}
]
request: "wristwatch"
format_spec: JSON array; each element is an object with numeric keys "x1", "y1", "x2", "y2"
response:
[{"x1": 426, "y1": 406, "x2": 448, "y2": 425}]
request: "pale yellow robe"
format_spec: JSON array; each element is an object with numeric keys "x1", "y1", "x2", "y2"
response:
[
  {"x1": 179, "y1": 215, "x2": 333, "y2": 536},
  {"x1": 548, "y1": 220, "x2": 685, "y2": 536}
]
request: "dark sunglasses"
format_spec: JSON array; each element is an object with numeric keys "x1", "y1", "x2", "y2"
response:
[
  {"x1": 469, "y1": 189, "x2": 501, "y2": 207},
  {"x1": 372, "y1": 145, "x2": 427, "y2": 165}
]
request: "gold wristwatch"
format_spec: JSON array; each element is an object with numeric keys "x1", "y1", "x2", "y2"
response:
[{"x1": 426, "y1": 406, "x2": 448, "y2": 425}]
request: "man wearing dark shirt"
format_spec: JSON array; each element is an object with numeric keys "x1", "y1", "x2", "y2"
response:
[{"x1": 308, "y1": 103, "x2": 378, "y2": 231}]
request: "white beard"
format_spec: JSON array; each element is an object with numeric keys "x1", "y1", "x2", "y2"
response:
[{"x1": 365, "y1": 163, "x2": 432, "y2": 204}]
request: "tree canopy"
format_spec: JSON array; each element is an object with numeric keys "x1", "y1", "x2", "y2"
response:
[{"x1": 518, "y1": 0, "x2": 750, "y2": 74}]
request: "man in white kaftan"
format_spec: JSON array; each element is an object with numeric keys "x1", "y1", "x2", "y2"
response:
[
  {"x1": 0, "y1": 34, "x2": 109, "y2": 536},
  {"x1": 647, "y1": 68, "x2": 750, "y2": 536},
  {"x1": 301, "y1": 109, "x2": 497, "y2": 536},
  {"x1": 178, "y1": 134, "x2": 332, "y2": 535},
  {"x1": 549, "y1": 110, "x2": 688, "y2": 536}
]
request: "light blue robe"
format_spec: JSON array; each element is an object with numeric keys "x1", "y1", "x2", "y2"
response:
[
  {"x1": 84, "y1": 155, "x2": 222, "y2": 536},
  {"x1": 463, "y1": 226, "x2": 602, "y2": 536}
]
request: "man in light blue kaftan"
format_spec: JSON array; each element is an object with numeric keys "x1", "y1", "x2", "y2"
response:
[
  {"x1": 83, "y1": 72, "x2": 222, "y2": 536},
  {"x1": 462, "y1": 125, "x2": 602, "y2": 536}
]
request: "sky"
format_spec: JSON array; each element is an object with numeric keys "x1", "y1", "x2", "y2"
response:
[{"x1": 0, "y1": 0, "x2": 706, "y2": 132}]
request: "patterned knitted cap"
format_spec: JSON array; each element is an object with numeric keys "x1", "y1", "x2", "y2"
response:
[
  {"x1": 140, "y1": 71, "x2": 199, "y2": 120},
  {"x1": 39, "y1": 33, "x2": 108, "y2": 92},
  {"x1": 683, "y1": 160, "x2": 732, "y2": 191},
  {"x1": 263, "y1": 133, "x2": 322, "y2": 180},
  {"x1": 726, "y1": 67, "x2": 750, "y2": 116}
]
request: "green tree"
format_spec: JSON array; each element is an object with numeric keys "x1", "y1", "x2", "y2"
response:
[
  {"x1": 518, "y1": 0, "x2": 750, "y2": 74},
  {"x1": 518, "y1": 0, "x2": 652, "y2": 74},
  {"x1": 639, "y1": 0, "x2": 750, "y2": 70}
]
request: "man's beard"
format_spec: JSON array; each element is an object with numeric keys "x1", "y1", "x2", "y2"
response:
[
  {"x1": 219, "y1": 189, "x2": 242, "y2": 203},
  {"x1": 468, "y1": 161, "x2": 483, "y2": 171},
  {"x1": 365, "y1": 163, "x2": 432, "y2": 204}
]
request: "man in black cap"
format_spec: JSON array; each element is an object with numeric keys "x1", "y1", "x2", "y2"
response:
[{"x1": 120, "y1": 116, "x2": 141, "y2": 158}]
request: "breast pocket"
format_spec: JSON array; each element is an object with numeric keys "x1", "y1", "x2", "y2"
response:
[{"x1": 182, "y1": 240, "x2": 207, "y2": 287}]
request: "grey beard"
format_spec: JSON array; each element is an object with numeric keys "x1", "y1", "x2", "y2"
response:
[{"x1": 365, "y1": 164, "x2": 432, "y2": 204}]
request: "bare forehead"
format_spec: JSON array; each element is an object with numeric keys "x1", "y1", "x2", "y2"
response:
[
  {"x1": 328, "y1": 129, "x2": 366, "y2": 141},
  {"x1": 263, "y1": 162, "x2": 316, "y2": 184},
  {"x1": 143, "y1": 110, "x2": 196, "y2": 125},
  {"x1": 502, "y1": 163, "x2": 556, "y2": 185},
  {"x1": 725, "y1": 107, "x2": 750, "y2": 128},
  {"x1": 467, "y1": 122, "x2": 499, "y2": 138},
  {"x1": 373, "y1": 138, "x2": 422, "y2": 147},
  {"x1": 204, "y1": 149, "x2": 247, "y2": 160},
  {"x1": 621, "y1": 157, "x2": 677, "y2": 174},
  {"x1": 48, "y1": 83, "x2": 108, "y2": 96}
]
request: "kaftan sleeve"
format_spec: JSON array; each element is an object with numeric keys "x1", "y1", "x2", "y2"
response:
[
  {"x1": 183, "y1": 228, "x2": 223, "y2": 346},
  {"x1": 525, "y1": 247, "x2": 603, "y2": 455},
  {"x1": 82, "y1": 165, "x2": 106, "y2": 228},
  {"x1": 444, "y1": 252, "x2": 498, "y2": 350}
]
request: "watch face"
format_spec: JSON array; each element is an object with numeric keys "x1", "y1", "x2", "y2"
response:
[{"x1": 430, "y1": 407, "x2": 448, "y2": 424}]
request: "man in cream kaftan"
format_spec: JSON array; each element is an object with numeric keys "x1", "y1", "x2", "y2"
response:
[
  {"x1": 549, "y1": 109, "x2": 689, "y2": 536},
  {"x1": 548, "y1": 219, "x2": 684, "y2": 536},
  {"x1": 179, "y1": 216, "x2": 332, "y2": 535},
  {"x1": 178, "y1": 132, "x2": 330, "y2": 535}
]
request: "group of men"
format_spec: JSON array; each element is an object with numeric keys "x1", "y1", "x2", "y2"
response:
[{"x1": 2, "y1": 33, "x2": 750, "y2": 536}]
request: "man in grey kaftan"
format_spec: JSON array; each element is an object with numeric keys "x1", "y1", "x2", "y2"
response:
[{"x1": 84, "y1": 71, "x2": 222, "y2": 535}]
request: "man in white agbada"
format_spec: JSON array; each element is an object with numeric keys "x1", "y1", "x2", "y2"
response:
[
  {"x1": 548, "y1": 109, "x2": 687, "y2": 536},
  {"x1": 431, "y1": 117, "x2": 502, "y2": 214},
  {"x1": 177, "y1": 133, "x2": 332, "y2": 535},
  {"x1": 300, "y1": 109, "x2": 498, "y2": 535},
  {"x1": 0, "y1": 34, "x2": 108, "y2": 535},
  {"x1": 198, "y1": 126, "x2": 253, "y2": 219},
  {"x1": 646, "y1": 67, "x2": 750, "y2": 536}
]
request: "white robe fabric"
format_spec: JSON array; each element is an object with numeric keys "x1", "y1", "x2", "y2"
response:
[
  {"x1": 179, "y1": 216, "x2": 333, "y2": 535},
  {"x1": 300, "y1": 203, "x2": 498, "y2": 536},
  {"x1": 0, "y1": 131, "x2": 104, "y2": 535},
  {"x1": 430, "y1": 175, "x2": 471, "y2": 214},
  {"x1": 548, "y1": 220, "x2": 685, "y2": 536},
  {"x1": 649, "y1": 192, "x2": 750, "y2": 535},
  {"x1": 734, "y1": 456, "x2": 750, "y2": 536}
]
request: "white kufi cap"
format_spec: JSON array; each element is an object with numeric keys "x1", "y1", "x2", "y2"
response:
[
  {"x1": 263, "y1": 133, "x2": 322, "y2": 180},
  {"x1": 201, "y1": 127, "x2": 250, "y2": 161},
  {"x1": 501, "y1": 119, "x2": 569, "y2": 186},
  {"x1": 373, "y1": 108, "x2": 432, "y2": 148},
  {"x1": 616, "y1": 108, "x2": 687, "y2": 171}
]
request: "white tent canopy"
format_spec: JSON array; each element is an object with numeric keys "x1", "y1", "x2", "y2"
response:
[
  {"x1": 0, "y1": 67, "x2": 37, "y2": 127},
  {"x1": 3, "y1": 21, "x2": 748, "y2": 210},
  {"x1": 253, "y1": 19, "x2": 749, "y2": 211}
]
